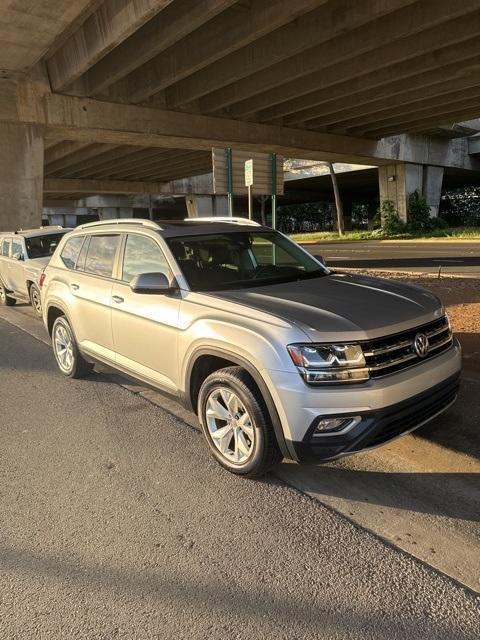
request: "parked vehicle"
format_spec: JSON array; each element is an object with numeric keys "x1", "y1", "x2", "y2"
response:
[
  {"x1": 40, "y1": 218, "x2": 461, "y2": 477},
  {"x1": 0, "y1": 226, "x2": 72, "y2": 316}
]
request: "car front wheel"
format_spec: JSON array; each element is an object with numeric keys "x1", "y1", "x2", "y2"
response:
[
  {"x1": 52, "y1": 316, "x2": 93, "y2": 378},
  {"x1": 198, "y1": 366, "x2": 282, "y2": 477}
]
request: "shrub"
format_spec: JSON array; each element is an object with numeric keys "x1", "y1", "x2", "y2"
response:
[
  {"x1": 379, "y1": 200, "x2": 406, "y2": 235},
  {"x1": 406, "y1": 190, "x2": 433, "y2": 232}
]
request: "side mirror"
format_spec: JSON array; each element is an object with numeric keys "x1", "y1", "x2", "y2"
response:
[
  {"x1": 312, "y1": 254, "x2": 327, "y2": 266},
  {"x1": 130, "y1": 272, "x2": 173, "y2": 295},
  {"x1": 16, "y1": 253, "x2": 24, "y2": 261}
]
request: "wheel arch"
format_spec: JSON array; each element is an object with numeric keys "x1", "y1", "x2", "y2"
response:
[
  {"x1": 46, "y1": 301, "x2": 71, "y2": 336},
  {"x1": 185, "y1": 346, "x2": 296, "y2": 461}
]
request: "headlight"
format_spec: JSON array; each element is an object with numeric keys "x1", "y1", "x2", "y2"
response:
[{"x1": 287, "y1": 343, "x2": 369, "y2": 384}]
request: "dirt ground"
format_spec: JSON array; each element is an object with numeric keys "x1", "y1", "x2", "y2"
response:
[{"x1": 358, "y1": 271, "x2": 480, "y2": 379}]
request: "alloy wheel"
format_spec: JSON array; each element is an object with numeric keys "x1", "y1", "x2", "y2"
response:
[
  {"x1": 205, "y1": 387, "x2": 255, "y2": 464},
  {"x1": 54, "y1": 323, "x2": 75, "y2": 373},
  {"x1": 31, "y1": 288, "x2": 42, "y2": 315}
]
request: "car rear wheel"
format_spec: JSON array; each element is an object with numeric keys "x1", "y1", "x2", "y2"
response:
[
  {"x1": 29, "y1": 283, "x2": 42, "y2": 317},
  {"x1": 198, "y1": 366, "x2": 282, "y2": 477},
  {"x1": 0, "y1": 283, "x2": 15, "y2": 306},
  {"x1": 52, "y1": 316, "x2": 93, "y2": 378}
]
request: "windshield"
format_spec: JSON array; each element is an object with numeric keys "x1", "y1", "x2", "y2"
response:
[
  {"x1": 167, "y1": 231, "x2": 327, "y2": 291},
  {"x1": 25, "y1": 233, "x2": 67, "y2": 259}
]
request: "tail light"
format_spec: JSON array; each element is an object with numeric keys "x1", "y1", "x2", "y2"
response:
[{"x1": 38, "y1": 272, "x2": 46, "y2": 288}]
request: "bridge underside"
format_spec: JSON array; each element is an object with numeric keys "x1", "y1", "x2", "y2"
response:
[{"x1": 2, "y1": 0, "x2": 480, "y2": 229}]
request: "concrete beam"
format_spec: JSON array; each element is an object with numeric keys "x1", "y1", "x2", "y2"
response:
[
  {"x1": 45, "y1": 143, "x2": 119, "y2": 175},
  {"x1": 275, "y1": 40, "x2": 480, "y2": 126},
  {"x1": 0, "y1": 0, "x2": 97, "y2": 73},
  {"x1": 44, "y1": 177, "x2": 166, "y2": 195},
  {"x1": 167, "y1": 0, "x2": 415, "y2": 110},
  {"x1": 344, "y1": 89, "x2": 480, "y2": 136},
  {"x1": 46, "y1": 0, "x2": 174, "y2": 92},
  {"x1": 122, "y1": 0, "x2": 327, "y2": 103},
  {"x1": 45, "y1": 140, "x2": 91, "y2": 164},
  {"x1": 111, "y1": 152, "x2": 210, "y2": 180},
  {"x1": 363, "y1": 103, "x2": 480, "y2": 138},
  {"x1": 36, "y1": 93, "x2": 382, "y2": 164},
  {"x1": 6, "y1": 86, "x2": 477, "y2": 170},
  {"x1": 82, "y1": 0, "x2": 236, "y2": 96},
  {"x1": 126, "y1": 160, "x2": 213, "y2": 182},
  {"x1": 469, "y1": 137, "x2": 480, "y2": 154},
  {"x1": 210, "y1": 3, "x2": 480, "y2": 118},
  {"x1": 67, "y1": 147, "x2": 179, "y2": 178}
]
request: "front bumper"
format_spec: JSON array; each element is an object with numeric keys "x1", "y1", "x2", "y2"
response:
[
  {"x1": 263, "y1": 338, "x2": 461, "y2": 461},
  {"x1": 290, "y1": 373, "x2": 460, "y2": 461}
]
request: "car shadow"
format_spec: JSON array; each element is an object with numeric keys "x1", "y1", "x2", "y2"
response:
[{"x1": 274, "y1": 463, "x2": 479, "y2": 523}]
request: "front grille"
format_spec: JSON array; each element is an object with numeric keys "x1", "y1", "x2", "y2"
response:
[{"x1": 362, "y1": 316, "x2": 453, "y2": 378}]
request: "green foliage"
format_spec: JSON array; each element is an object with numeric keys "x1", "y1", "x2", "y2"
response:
[
  {"x1": 379, "y1": 200, "x2": 406, "y2": 235},
  {"x1": 406, "y1": 190, "x2": 447, "y2": 233},
  {"x1": 439, "y1": 187, "x2": 480, "y2": 227}
]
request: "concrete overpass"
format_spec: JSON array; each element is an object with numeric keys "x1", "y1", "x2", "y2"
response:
[{"x1": 2, "y1": 0, "x2": 480, "y2": 230}]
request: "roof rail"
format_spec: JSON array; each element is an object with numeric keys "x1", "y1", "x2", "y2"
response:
[
  {"x1": 184, "y1": 216, "x2": 261, "y2": 226},
  {"x1": 76, "y1": 218, "x2": 162, "y2": 231},
  {"x1": 15, "y1": 225, "x2": 65, "y2": 234}
]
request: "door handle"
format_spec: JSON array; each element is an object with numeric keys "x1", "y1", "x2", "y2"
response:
[
  {"x1": 112, "y1": 295, "x2": 124, "y2": 304},
  {"x1": 71, "y1": 283, "x2": 80, "y2": 291}
]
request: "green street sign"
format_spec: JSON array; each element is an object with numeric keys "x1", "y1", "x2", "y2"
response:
[{"x1": 245, "y1": 159, "x2": 254, "y2": 186}]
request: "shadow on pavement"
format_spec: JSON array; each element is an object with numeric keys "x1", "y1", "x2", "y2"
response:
[
  {"x1": 416, "y1": 377, "x2": 480, "y2": 460},
  {"x1": 0, "y1": 544, "x2": 475, "y2": 639},
  {"x1": 275, "y1": 463, "x2": 479, "y2": 523}
]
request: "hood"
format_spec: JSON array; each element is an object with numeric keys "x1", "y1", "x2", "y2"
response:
[{"x1": 209, "y1": 273, "x2": 443, "y2": 342}]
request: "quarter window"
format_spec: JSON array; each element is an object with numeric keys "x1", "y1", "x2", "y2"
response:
[
  {"x1": 84, "y1": 235, "x2": 120, "y2": 278},
  {"x1": 60, "y1": 236, "x2": 85, "y2": 269},
  {"x1": 1, "y1": 239, "x2": 10, "y2": 257},
  {"x1": 122, "y1": 234, "x2": 171, "y2": 283}
]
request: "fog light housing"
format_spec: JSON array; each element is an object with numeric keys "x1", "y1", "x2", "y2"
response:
[{"x1": 313, "y1": 415, "x2": 362, "y2": 436}]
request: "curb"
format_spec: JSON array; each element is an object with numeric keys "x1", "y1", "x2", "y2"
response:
[{"x1": 335, "y1": 267, "x2": 480, "y2": 280}]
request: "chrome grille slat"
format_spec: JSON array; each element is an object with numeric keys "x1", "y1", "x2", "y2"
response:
[
  {"x1": 362, "y1": 316, "x2": 453, "y2": 378},
  {"x1": 368, "y1": 352, "x2": 418, "y2": 372},
  {"x1": 363, "y1": 338, "x2": 413, "y2": 357}
]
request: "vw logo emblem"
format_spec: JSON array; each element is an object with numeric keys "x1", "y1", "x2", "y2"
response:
[{"x1": 414, "y1": 332, "x2": 429, "y2": 358}]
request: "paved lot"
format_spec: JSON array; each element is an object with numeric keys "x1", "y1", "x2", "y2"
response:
[
  {"x1": 302, "y1": 241, "x2": 480, "y2": 276},
  {"x1": 0, "y1": 307, "x2": 479, "y2": 639}
]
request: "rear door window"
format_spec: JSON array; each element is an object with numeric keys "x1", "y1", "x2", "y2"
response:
[
  {"x1": 60, "y1": 236, "x2": 85, "y2": 269},
  {"x1": 84, "y1": 235, "x2": 120, "y2": 278},
  {"x1": 11, "y1": 240, "x2": 23, "y2": 260}
]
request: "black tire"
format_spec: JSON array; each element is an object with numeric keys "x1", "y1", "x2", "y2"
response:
[
  {"x1": 198, "y1": 366, "x2": 282, "y2": 477},
  {"x1": 52, "y1": 315, "x2": 93, "y2": 379},
  {"x1": 0, "y1": 282, "x2": 16, "y2": 306},
  {"x1": 29, "y1": 283, "x2": 43, "y2": 317}
]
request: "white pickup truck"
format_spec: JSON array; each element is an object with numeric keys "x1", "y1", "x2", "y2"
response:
[{"x1": 0, "y1": 226, "x2": 72, "y2": 316}]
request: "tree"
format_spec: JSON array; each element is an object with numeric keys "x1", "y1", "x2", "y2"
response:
[{"x1": 325, "y1": 162, "x2": 344, "y2": 235}]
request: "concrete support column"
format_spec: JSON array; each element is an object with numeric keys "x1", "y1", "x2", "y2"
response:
[
  {"x1": 379, "y1": 162, "x2": 444, "y2": 221},
  {"x1": 185, "y1": 195, "x2": 229, "y2": 217},
  {"x1": 0, "y1": 123, "x2": 44, "y2": 231},
  {"x1": 423, "y1": 165, "x2": 444, "y2": 217}
]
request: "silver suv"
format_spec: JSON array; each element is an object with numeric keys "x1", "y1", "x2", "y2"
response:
[
  {"x1": 0, "y1": 226, "x2": 71, "y2": 316},
  {"x1": 41, "y1": 218, "x2": 461, "y2": 477}
]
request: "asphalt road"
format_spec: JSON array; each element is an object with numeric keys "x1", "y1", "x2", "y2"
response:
[
  {"x1": 1, "y1": 315, "x2": 479, "y2": 639},
  {"x1": 302, "y1": 240, "x2": 480, "y2": 276}
]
